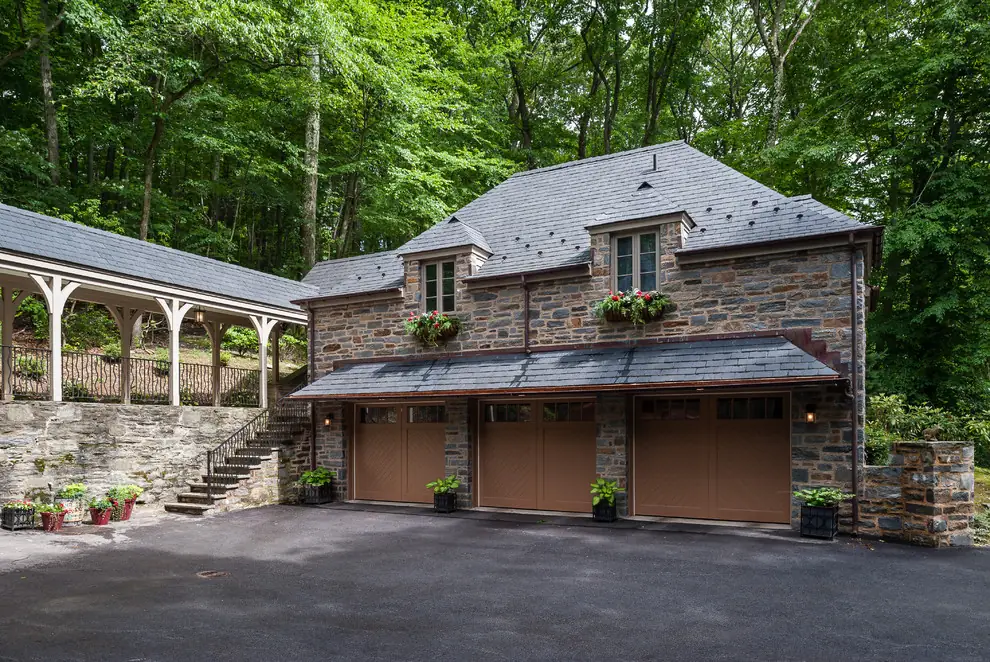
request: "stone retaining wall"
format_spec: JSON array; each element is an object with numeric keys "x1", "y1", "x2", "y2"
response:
[
  {"x1": 0, "y1": 402, "x2": 258, "y2": 505},
  {"x1": 860, "y1": 441, "x2": 975, "y2": 547}
]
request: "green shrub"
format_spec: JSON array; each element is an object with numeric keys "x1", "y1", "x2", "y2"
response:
[
  {"x1": 426, "y1": 475, "x2": 460, "y2": 494},
  {"x1": 56, "y1": 483, "x2": 87, "y2": 500},
  {"x1": 219, "y1": 350, "x2": 232, "y2": 367},
  {"x1": 152, "y1": 348, "x2": 170, "y2": 376},
  {"x1": 222, "y1": 326, "x2": 258, "y2": 356},
  {"x1": 14, "y1": 355, "x2": 45, "y2": 380},
  {"x1": 298, "y1": 467, "x2": 335, "y2": 487},
  {"x1": 590, "y1": 478, "x2": 619, "y2": 506},
  {"x1": 101, "y1": 341, "x2": 122, "y2": 363},
  {"x1": 63, "y1": 303, "x2": 118, "y2": 349},
  {"x1": 974, "y1": 509, "x2": 990, "y2": 546},
  {"x1": 794, "y1": 487, "x2": 855, "y2": 507},
  {"x1": 278, "y1": 334, "x2": 307, "y2": 362},
  {"x1": 62, "y1": 380, "x2": 91, "y2": 401},
  {"x1": 16, "y1": 296, "x2": 49, "y2": 339}
]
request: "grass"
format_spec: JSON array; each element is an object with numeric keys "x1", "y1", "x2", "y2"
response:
[{"x1": 976, "y1": 467, "x2": 989, "y2": 511}]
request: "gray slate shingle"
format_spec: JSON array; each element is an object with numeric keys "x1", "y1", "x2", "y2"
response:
[
  {"x1": 0, "y1": 203, "x2": 316, "y2": 310},
  {"x1": 397, "y1": 216, "x2": 492, "y2": 256},
  {"x1": 300, "y1": 251, "x2": 405, "y2": 300},
  {"x1": 299, "y1": 142, "x2": 875, "y2": 300},
  {"x1": 292, "y1": 336, "x2": 839, "y2": 398}
]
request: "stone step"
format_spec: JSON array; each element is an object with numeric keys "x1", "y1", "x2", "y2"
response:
[
  {"x1": 187, "y1": 481, "x2": 239, "y2": 494},
  {"x1": 226, "y1": 455, "x2": 265, "y2": 465},
  {"x1": 176, "y1": 492, "x2": 226, "y2": 505},
  {"x1": 164, "y1": 502, "x2": 212, "y2": 516},
  {"x1": 201, "y1": 470, "x2": 252, "y2": 483}
]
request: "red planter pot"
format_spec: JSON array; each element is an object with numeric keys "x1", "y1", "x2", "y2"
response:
[
  {"x1": 41, "y1": 511, "x2": 67, "y2": 532},
  {"x1": 89, "y1": 508, "x2": 112, "y2": 526}
]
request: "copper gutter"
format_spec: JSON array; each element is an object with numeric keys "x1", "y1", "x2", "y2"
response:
[{"x1": 849, "y1": 233, "x2": 860, "y2": 534}]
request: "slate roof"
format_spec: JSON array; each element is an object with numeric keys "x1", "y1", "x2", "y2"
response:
[
  {"x1": 298, "y1": 141, "x2": 877, "y2": 300},
  {"x1": 0, "y1": 203, "x2": 316, "y2": 310},
  {"x1": 397, "y1": 216, "x2": 492, "y2": 256},
  {"x1": 300, "y1": 251, "x2": 405, "y2": 300},
  {"x1": 291, "y1": 336, "x2": 840, "y2": 399}
]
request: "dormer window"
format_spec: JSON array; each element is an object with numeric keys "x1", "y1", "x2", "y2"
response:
[
  {"x1": 424, "y1": 260, "x2": 455, "y2": 312},
  {"x1": 613, "y1": 230, "x2": 659, "y2": 292}
]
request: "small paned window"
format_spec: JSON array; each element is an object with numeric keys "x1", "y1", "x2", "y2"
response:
[
  {"x1": 716, "y1": 397, "x2": 784, "y2": 420},
  {"x1": 359, "y1": 407, "x2": 397, "y2": 424},
  {"x1": 542, "y1": 402, "x2": 595, "y2": 422},
  {"x1": 424, "y1": 260, "x2": 456, "y2": 313},
  {"x1": 408, "y1": 405, "x2": 446, "y2": 423},
  {"x1": 614, "y1": 231, "x2": 660, "y2": 292},
  {"x1": 639, "y1": 398, "x2": 701, "y2": 420},
  {"x1": 484, "y1": 403, "x2": 532, "y2": 423}
]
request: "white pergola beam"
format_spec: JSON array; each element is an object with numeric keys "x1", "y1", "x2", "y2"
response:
[
  {"x1": 107, "y1": 305, "x2": 142, "y2": 405},
  {"x1": 249, "y1": 315, "x2": 278, "y2": 409},
  {"x1": 156, "y1": 297, "x2": 194, "y2": 406},
  {"x1": 204, "y1": 320, "x2": 229, "y2": 407},
  {"x1": 1, "y1": 285, "x2": 30, "y2": 401},
  {"x1": 30, "y1": 274, "x2": 80, "y2": 402}
]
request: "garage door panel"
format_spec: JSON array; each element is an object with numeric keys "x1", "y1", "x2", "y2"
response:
[
  {"x1": 355, "y1": 425, "x2": 402, "y2": 501},
  {"x1": 403, "y1": 426, "x2": 446, "y2": 504},
  {"x1": 635, "y1": 419, "x2": 710, "y2": 518},
  {"x1": 713, "y1": 423, "x2": 790, "y2": 523},
  {"x1": 539, "y1": 426, "x2": 596, "y2": 512},
  {"x1": 480, "y1": 423, "x2": 538, "y2": 508}
]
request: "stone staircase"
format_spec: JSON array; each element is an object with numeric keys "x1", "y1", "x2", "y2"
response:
[{"x1": 164, "y1": 403, "x2": 309, "y2": 516}]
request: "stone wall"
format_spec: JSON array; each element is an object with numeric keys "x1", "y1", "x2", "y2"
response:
[
  {"x1": 860, "y1": 441, "x2": 975, "y2": 547},
  {"x1": 596, "y1": 394, "x2": 629, "y2": 516},
  {"x1": 0, "y1": 402, "x2": 258, "y2": 505}
]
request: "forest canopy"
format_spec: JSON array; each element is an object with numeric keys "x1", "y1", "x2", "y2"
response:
[{"x1": 1, "y1": 0, "x2": 989, "y2": 410}]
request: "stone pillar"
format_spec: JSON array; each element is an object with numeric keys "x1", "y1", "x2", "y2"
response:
[
  {"x1": 30, "y1": 275, "x2": 80, "y2": 402},
  {"x1": 444, "y1": 399, "x2": 473, "y2": 508},
  {"x1": 312, "y1": 401, "x2": 347, "y2": 502},
  {"x1": 155, "y1": 297, "x2": 193, "y2": 406},
  {"x1": 1, "y1": 286, "x2": 29, "y2": 401},
  {"x1": 596, "y1": 394, "x2": 629, "y2": 516},
  {"x1": 106, "y1": 306, "x2": 141, "y2": 405}
]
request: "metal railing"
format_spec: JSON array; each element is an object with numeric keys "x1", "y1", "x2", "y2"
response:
[
  {"x1": 0, "y1": 344, "x2": 262, "y2": 407},
  {"x1": 205, "y1": 391, "x2": 310, "y2": 497}
]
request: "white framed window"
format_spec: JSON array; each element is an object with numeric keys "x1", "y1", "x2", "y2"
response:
[
  {"x1": 612, "y1": 230, "x2": 659, "y2": 292},
  {"x1": 423, "y1": 260, "x2": 456, "y2": 312}
]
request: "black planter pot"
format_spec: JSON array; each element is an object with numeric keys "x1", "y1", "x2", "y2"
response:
[
  {"x1": 301, "y1": 483, "x2": 333, "y2": 505},
  {"x1": 800, "y1": 505, "x2": 840, "y2": 539},
  {"x1": 1, "y1": 507, "x2": 35, "y2": 531},
  {"x1": 434, "y1": 492, "x2": 457, "y2": 514},
  {"x1": 592, "y1": 501, "x2": 617, "y2": 523}
]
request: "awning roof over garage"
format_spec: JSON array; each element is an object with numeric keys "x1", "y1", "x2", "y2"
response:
[{"x1": 292, "y1": 336, "x2": 841, "y2": 399}]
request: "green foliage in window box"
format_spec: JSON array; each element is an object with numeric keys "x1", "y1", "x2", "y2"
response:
[
  {"x1": 298, "y1": 467, "x2": 335, "y2": 487},
  {"x1": 405, "y1": 311, "x2": 461, "y2": 346},
  {"x1": 593, "y1": 289, "x2": 672, "y2": 325},
  {"x1": 426, "y1": 475, "x2": 460, "y2": 494},
  {"x1": 590, "y1": 478, "x2": 619, "y2": 506},
  {"x1": 14, "y1": 355, "x2": 45, "y2": 380},
  {"x1": 793, "y1": 487, "x2": 855, "y2": 508}
]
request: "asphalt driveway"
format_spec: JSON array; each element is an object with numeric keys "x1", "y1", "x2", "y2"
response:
[{"x1": 0, "y1": 506, "x2": 987, "y2": 662}]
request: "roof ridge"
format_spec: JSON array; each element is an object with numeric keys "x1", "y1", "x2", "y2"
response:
[
  {"x1": 0, "y1": 204, "x2": 313, "y2": 290},
  {"x1": 509, "y1": 141, "x2": 685, "y2": 179},
  {"x1": 311, "y1": 250, "x2": 399, "y2": 268}
]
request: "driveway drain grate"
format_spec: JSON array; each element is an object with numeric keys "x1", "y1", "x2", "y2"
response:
[{"x1": 196, "y1": 570, "x2": 230, "y2": 579}]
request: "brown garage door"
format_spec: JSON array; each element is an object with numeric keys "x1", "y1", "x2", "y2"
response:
[
  {"x1": 354, "y1": 405, "x2": 446, "y2": 504},
  {"x1": 479, "y1": 401, "x2": 596, "y2": 513},
  {"x1": 634, "y1": 395, "x2": 790, "y2": 524}
]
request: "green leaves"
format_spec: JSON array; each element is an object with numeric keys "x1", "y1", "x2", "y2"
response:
[
  {"x1": 793, "y1": 488, "x2": 854, "y2": 508},
  {"x1": 589, "y1": 477, "x2": 619, "y2": 507},
  {"x1": 298, "y1": 467, "x2": 335, "y2": 486},
  {"x1": 426, "y1": 475, "x2": 460, "y2": 494}
]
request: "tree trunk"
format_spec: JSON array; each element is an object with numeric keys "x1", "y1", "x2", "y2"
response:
[
  {"x1": 301, "y1": 49, "x2": 321, "y2": 268},
  {"x1": 577, "y1": 71, "x2": 602, "y2": 160},
  {"x1": 508, "y1": 59, "x2": 535, "y2": 168},
  {"x1": 140, "y1": 114, "x2": 166, "y2": 241},
  {"x1": 767, "y1": 57, "x2": 785, "y2": 146},
  {"x1": 38, "y1": 0, "x2": 59, "y2": 185}
]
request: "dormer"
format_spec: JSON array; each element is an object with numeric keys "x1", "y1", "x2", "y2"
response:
[
  {"x1": 585, "y1": 183, "x2": 693, "y2": 292},
  {"x1": 397, "y1": 215, "x2": 492, "y2": 312}
]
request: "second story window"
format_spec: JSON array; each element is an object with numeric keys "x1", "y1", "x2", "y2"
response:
[
  {"x1": 614, "y1": 231, "x2": 659, "y2": 292},
  {"x1": 424, "y1": 260, "x2": 456, "y2": 312}
]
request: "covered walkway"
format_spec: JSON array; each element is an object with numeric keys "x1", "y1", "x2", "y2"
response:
[{"x1": 0, "y1": 203, "x2": 316, "y2": 407}]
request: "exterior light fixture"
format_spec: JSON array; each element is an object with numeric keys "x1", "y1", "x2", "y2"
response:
[
  {"x1": 193, "y1": 308, "x2": 206, "y2": 324},
  {"x1": 805, "y1": 404, "x2": 817, "y2": 424},
  {"x1": 324, "y1": 414, "x2": 334, "y2": 427}
]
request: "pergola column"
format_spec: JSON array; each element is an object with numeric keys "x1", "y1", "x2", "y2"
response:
[
  {"x1": 1, "y1": 285, "x2": 30, "y2": 401},
  {"x1": 249, "y1": 315, "x2": 278, "y2": 409},
  {"x1": 204, "y1": 320, "x2": 229, "y2": 407},
  {"x1": 30, "y1": 275, "x2": 80, "y2": 402},
  {"x1": 106, "y1": 306, "x2": 141, "y2": 405},
  {"x1": 156, "y1": 297, "x2": 194, "y2": 406}
]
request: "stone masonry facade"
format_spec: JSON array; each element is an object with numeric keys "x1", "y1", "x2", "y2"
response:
[
  {"x1": 303, "y1": 219, "x2": 868, "y2": 530},
  {"x1": 0, "y1": 402, "x2": 257, "y2": 505},
  {"x1": 860, "y1": 441, "x2": 975, "y2": 547}
]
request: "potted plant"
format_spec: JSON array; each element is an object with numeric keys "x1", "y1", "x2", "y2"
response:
[
  {"x1": 111, "y1": 484, "x2": 144, "y2": 521},
  {"x1": 56, "y1": 483, "x2": 87, "y2": 525},
  {"x1": 36, "y1": 503, "x2": 68, "y2": 533},
  {"x1": 426, "y1": 476, "x2": 460, "y2": 513},
  {"x1": 88, "y1": 497, "x2": 114, "y2": 526},
  {"x1": 404, "y1": 311, "x2": 462, "y2": 346},
  {"x1": 298, "y1": 467, "x2": 335, "y2": 505},
  {"x1": 590, "y1": 478, "x2": 620, "y2": 522},
  {"x1": 593, "y1": 290, "x2": 672, "y2": 325},
  {"x1": 1, "y1": 500, "x2": 36, "y2": 531},
  {"x1": 793, "y1": 487, "x2": 854, "y2": 540}
]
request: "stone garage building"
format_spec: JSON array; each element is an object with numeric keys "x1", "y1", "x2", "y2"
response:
[{"x1": 291, "y1": 141, "x2": 884, "y2": 530}]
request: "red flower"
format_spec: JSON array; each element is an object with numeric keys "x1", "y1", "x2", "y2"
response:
[
  {"x1": 434, "y1": 323, "x2": 440, "y2": 328},
  {"x1": 611, "y1": 295, "x2": 619, "y2": 301},
  {"x1": 644, "y1": 294, "x2": 651, "y2": 301}
]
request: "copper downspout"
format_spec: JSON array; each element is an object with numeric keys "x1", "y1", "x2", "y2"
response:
[
  {"x1": 521, "y1": 274, "x2": 530, "y2": 353},
  {"x1": 849, "y1": 233, "x2": 860, "y2": 534},
  {"x1": 307, "y1": 304, "x2": 317, "y2": 471}
]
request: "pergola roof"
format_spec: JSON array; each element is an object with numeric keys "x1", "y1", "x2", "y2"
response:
[{"x1": 0, "y1": 203, "x2": 316, "y2": 317}]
